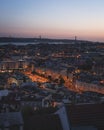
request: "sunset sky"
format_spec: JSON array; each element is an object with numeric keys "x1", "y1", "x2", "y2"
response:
[{"x1": 0, "y1": 0, "x2": 104, "y2": 42}]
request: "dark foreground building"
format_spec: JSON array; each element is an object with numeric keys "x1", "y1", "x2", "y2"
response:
[
  {"x1": 23, "y1": 103, "x2": 104, "y2": 130},
  {"x1": 65, "y1": 103, "x2": 104, "y2": 130}
]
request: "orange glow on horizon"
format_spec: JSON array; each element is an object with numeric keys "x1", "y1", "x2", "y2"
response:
[{"x1": 3, "y1": 27, "x2": 104, "y2": 42}]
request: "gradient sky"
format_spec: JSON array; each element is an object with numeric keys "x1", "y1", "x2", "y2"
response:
[{"x1": 0, "y1": 0, "x2": 104, "y2": 42}]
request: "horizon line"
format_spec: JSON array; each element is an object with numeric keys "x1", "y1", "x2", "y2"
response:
[{"x1": 0, "y1": 36, "x2": 103, "y2": 43}]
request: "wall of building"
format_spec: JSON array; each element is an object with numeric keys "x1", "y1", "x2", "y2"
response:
[{"x1": 75, "y1": 80, "x2": 104, "y2": 94}]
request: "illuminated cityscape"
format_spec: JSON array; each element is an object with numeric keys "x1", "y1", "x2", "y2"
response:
[
  {"x1": 0, "y1": 0, "x2": 104, "y2": 130},
  {"x1": 0, "y1": 41, "x2": 104, "y2": 130}
]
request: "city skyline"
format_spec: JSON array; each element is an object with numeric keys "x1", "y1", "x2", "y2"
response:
[{"x1": 0, "y1": 0, "x2": 104, "y2": 42}]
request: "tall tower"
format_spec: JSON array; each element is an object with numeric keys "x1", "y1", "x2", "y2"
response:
[
  {"x1": 39, "y1": 35, "x2": 41, "y2": 39},
  {"x1": 75, "y1": 36, "x2": 77, "y2": 43}
]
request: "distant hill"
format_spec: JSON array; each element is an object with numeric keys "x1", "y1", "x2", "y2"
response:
[
  {"x1": 0, "y1": 37, "x2": 88, "y2": 43},
  {"x1": 0, "y1": 37, "x2": 38, "y2": 43},
  {"x1": 0, "y1": 37, "x2": 102, "y2": 45}
]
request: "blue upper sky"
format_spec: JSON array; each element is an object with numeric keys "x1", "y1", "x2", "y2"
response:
[{"x1": 0, "y1": 0, "x2": 104, "y2": 41}]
